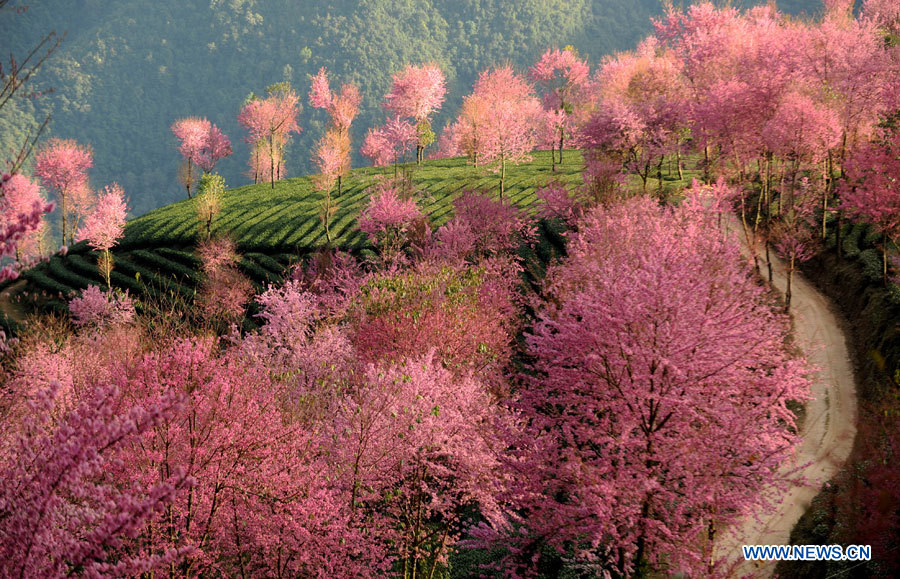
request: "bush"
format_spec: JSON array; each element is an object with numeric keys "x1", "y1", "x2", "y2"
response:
[
  {"x1": 843, "y1": 222, "x2": 866, "y2": 259},
  {"x1": 859, "y1": 249, "x2": 884, "y2": 283}
]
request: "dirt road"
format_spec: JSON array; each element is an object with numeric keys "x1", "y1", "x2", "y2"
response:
[{"x1": 716, "y1": 233, "x2": 858, "y2": 578}]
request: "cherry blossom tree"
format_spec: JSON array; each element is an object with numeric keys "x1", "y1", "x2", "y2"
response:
[
  {"x1": 331, "y1": 353, "x2": 507, "y2": 578},
  {"x1": 383, "y1": 63, "x2": 447, "y2": 164},
  {"x1": 309, "y1": 67, "x2": 361, "y2": 197},
  {"x1": 313, "y1": 128, "x2": 351, "y2": 244},
  {"x1": 465, "y1": 66, "x2": 542, "y2": 197},
  {"x1": 238, "y1": 83, "x2": 301, "y2": 188},
  {"x1": 77, "y1": 183, "x2": 127, "y2": 288},
  {"x1": 763, "y1": 90, "x2": 841, "y2": 235},
  {"x1": 361, "y1": 116, "x2": 417, "y2": 170},
  {"x1": 450, "y1": 92, "x2": 490, "y2": 166},
  {"x1": 1, "y1": 173, "x2": 48, "y2": 263},
  {"x1": 171, "y1": 117, "x2": 232, "y2": 199},
  {"x1": 34, "y1": 138, "x2": 92, "y2": 246},
  {"x1": 792, "y1": 9, "x2": 898, "y2": 247},
  {"x1": 841, "y1": 127, "x2": 900, "y2": 283},
  {"x1": 438, "y1": 189, "x2": 535, "y2": 259},
  {"x1": 0, "y1": 379, "x2": 191, "y2": 578},
  {"x1": 864, "y1": 0, "x2": 900, "y2": 36},
  {"x1": 194, "y1": 236, "x2": 253, "y2": 326},
  {"x1": 358, "y1": 181, "x2": 423, "y2": 260},
  {"x1": 529, "y1": 47, "x2": 591, "y2": 168},
  {"x1": 112, "y1": 337, "x2": 384, "y2": 577},
  {"x1": 68, "y1": 285, "x2": 135, "y2": 329},
  {"x1": 475, "y1": 197, "x2": 810, "y2": 576},
  {"x1": 0, "y1": 172, "x2": 54, "y2": 282},
  {"x1": 770, "y1": 179, "x2": 820, "y2": 310}
]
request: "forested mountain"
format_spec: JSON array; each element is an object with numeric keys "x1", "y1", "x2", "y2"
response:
[{"x1": 3, "y1": 0, "x2": 822, "y2": 215}]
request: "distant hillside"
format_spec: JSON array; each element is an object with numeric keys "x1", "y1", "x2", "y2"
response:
[{"x1": 2, "y1": 0, "x2": 823, "y2": 216}]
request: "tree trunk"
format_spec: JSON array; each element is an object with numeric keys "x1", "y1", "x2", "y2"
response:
[
  {"x1": 337, "y1": 174, "x2": 342, "y2": 197},
  {"x1": 104, "y1": 248, "x2": 111, "y2": 288},
  {"x1": 657, "y1": 158, "x2": 664, "y2": 199},
  {"x1": 786, "y1": 256, "x2": 795, "y2": 312},
  {"x1": 676, "y1": 146, "x2": 684, "y2": 181},
  {"x1": 765, "y1": 241, "x2": 773, "y2": 283},
  {"x1": 558, "y1": 129, "x2": 564, "y2": 164},
  {"x1": 60, "y1": 191, "x2": 67, "y2": 248},
  {"x1": 186, "y1": 160, "x2": 193, "y2": 199},
  {"x1": 884, "y1": 232, "x2": 889, "y2": 286},
  {"x1": 836, "y1": 210, "x2": 843, "y2": 259},
  {"x1": 703, "y1": 145, "x2": 710, "y2": 181},
  {"x1": 500, "y1": 157, "x2": 506, "y2": 199},
  {"x1": 269, "y1": 134, "x2": 276, "y2": 189}
]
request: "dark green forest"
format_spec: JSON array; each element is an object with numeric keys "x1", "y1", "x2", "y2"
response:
[{"x1": 3, "y1": 0, "x2": 822, "y2": 216}]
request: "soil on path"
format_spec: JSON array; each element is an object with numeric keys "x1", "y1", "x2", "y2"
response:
[
  {"x1": 716, "y1": 229, "x2": 858, "y2": 578},
  {"x1": 0, "y1": 279, "x2": 27, "y2": 326}
]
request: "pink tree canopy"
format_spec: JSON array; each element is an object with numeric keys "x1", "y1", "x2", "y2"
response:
[
  {"x1": 77, "y1": 183, "x2": 127, "y2": 253},
  {"x1": 309, "y1": 67, "x2": 360, "y2": 196},
  {"x1": 238, "y1": 85, "x2": 301, "y2": 188},
  {"x1": 465, "y1": 65, "x2": 542, "y2": 196},
  {"x1": 171, "y1": 117, "x2": 232, "y2": 197},
  {"x1": 383, "y1": 63, "x2": 447, "y2": 163},
  {"x1": 77, "y1": 183, "x2": 127, "y2": 287},
  {"x1": 1, "y1": 173, "x2": 48, "y2": 262},
  {"x1": 34, "y1": 138, "x2": 92, "y2": 246},
  {"x1": 361, "y1": 116, "x2": 417, "y2": 168},
  {"x1": 528, "y1": 47, "x2": 591, "y2": 166},
  {"x1": 474, "y1": 197, "x2": 810, "y2": 576}
]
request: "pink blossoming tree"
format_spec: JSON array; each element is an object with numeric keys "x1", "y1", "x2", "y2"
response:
[
  {"x1": 238, "y1": 83, "x2": 301, "y2": 188},
  {"x1": 529, "y1": 47, "x2": 591, "y2": 168},
  {"x1": 383, "y1": 63, "x2": 447, "y2": 164},
  {"x1": 464, "y1": 66, "x2": 542, "y2": 197},
  {"x1": 34, "y1": 138, "x2": 92, "y2": 246},
  {"x1": 171, "y1": 117, "x2": 233, "y2": 199},
  {"x1": 473, "y1": 197, "x2": 810, "y2": 576}
]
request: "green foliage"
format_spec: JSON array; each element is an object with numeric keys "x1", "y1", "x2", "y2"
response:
[
  {"x1": 859, "y1": 249, "x2": 884, "y2": 283},
  {"x1": 843, "y1": 222, "x2": 866, "y2": 259}
]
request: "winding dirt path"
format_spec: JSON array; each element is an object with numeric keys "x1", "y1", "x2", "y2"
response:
[
  {"x1": 716, "y1": 228, "x2": 858, "y2": 578},
  {"x1": 0, "y1": 279, "x2": 27, "y2": 325}
]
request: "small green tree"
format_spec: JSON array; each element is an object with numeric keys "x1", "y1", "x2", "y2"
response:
[{"x1": 195, "y1": 173, "x2": 224, "y2": 239}]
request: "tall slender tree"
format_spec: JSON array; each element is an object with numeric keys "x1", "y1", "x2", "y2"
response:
[
  {"x1": 77, "y1": 183, "x2": 127, "y2": 288},
  {"x1": 464, "y1": 66, "x2": 542, "y2": 197},
  {"x1": 238, "y1": 83, "x2": 301, "y2": 188},
  {"x1": 528, "y1": 47, "x2": 591, "y2": 168},
  {"x1": 34, "y1": 138, "x2": 92, "y2": 247},
  {"x1": 383, "y1": 63, "x2": 447, "y2": 164}
]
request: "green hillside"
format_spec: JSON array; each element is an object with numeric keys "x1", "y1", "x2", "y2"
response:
[
  {"x1": 4, "y1": 152, "x2": 578, "y2": 316},
  {"x1": 3, "y1": 149, "x2": 703, "y2": 320}
]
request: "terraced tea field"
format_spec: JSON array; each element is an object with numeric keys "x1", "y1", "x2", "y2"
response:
[{"x1": 1, "y1": 150, "x2": 698, "y2": 320}]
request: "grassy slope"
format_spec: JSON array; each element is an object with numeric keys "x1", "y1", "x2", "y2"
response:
[{"x1": 4, "y1": 149, "x2": 699, "y2": 319}]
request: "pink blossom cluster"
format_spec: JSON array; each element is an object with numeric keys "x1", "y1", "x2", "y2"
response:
[
  {"x1": 77, "y1": 183, "x2": 127, "y2": 252},
  {"x1": 358, "y1": 182, "x2": 423, "y2": 249},
  {"x1": 1, "y1": 172, "x2": 54, "y2": 281},
  {"x1": 361, "y1": 116, "x2": 417, "y2": 167},
  {"x1": 170, "y1": 117, "x2": 232, "y2": 173},
  {"x1": 68, "y1": 285, "x2": 136, "y2": 329},
  {"x1": 383, "y1": 62, "x2": 447, "y2": 122}
]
